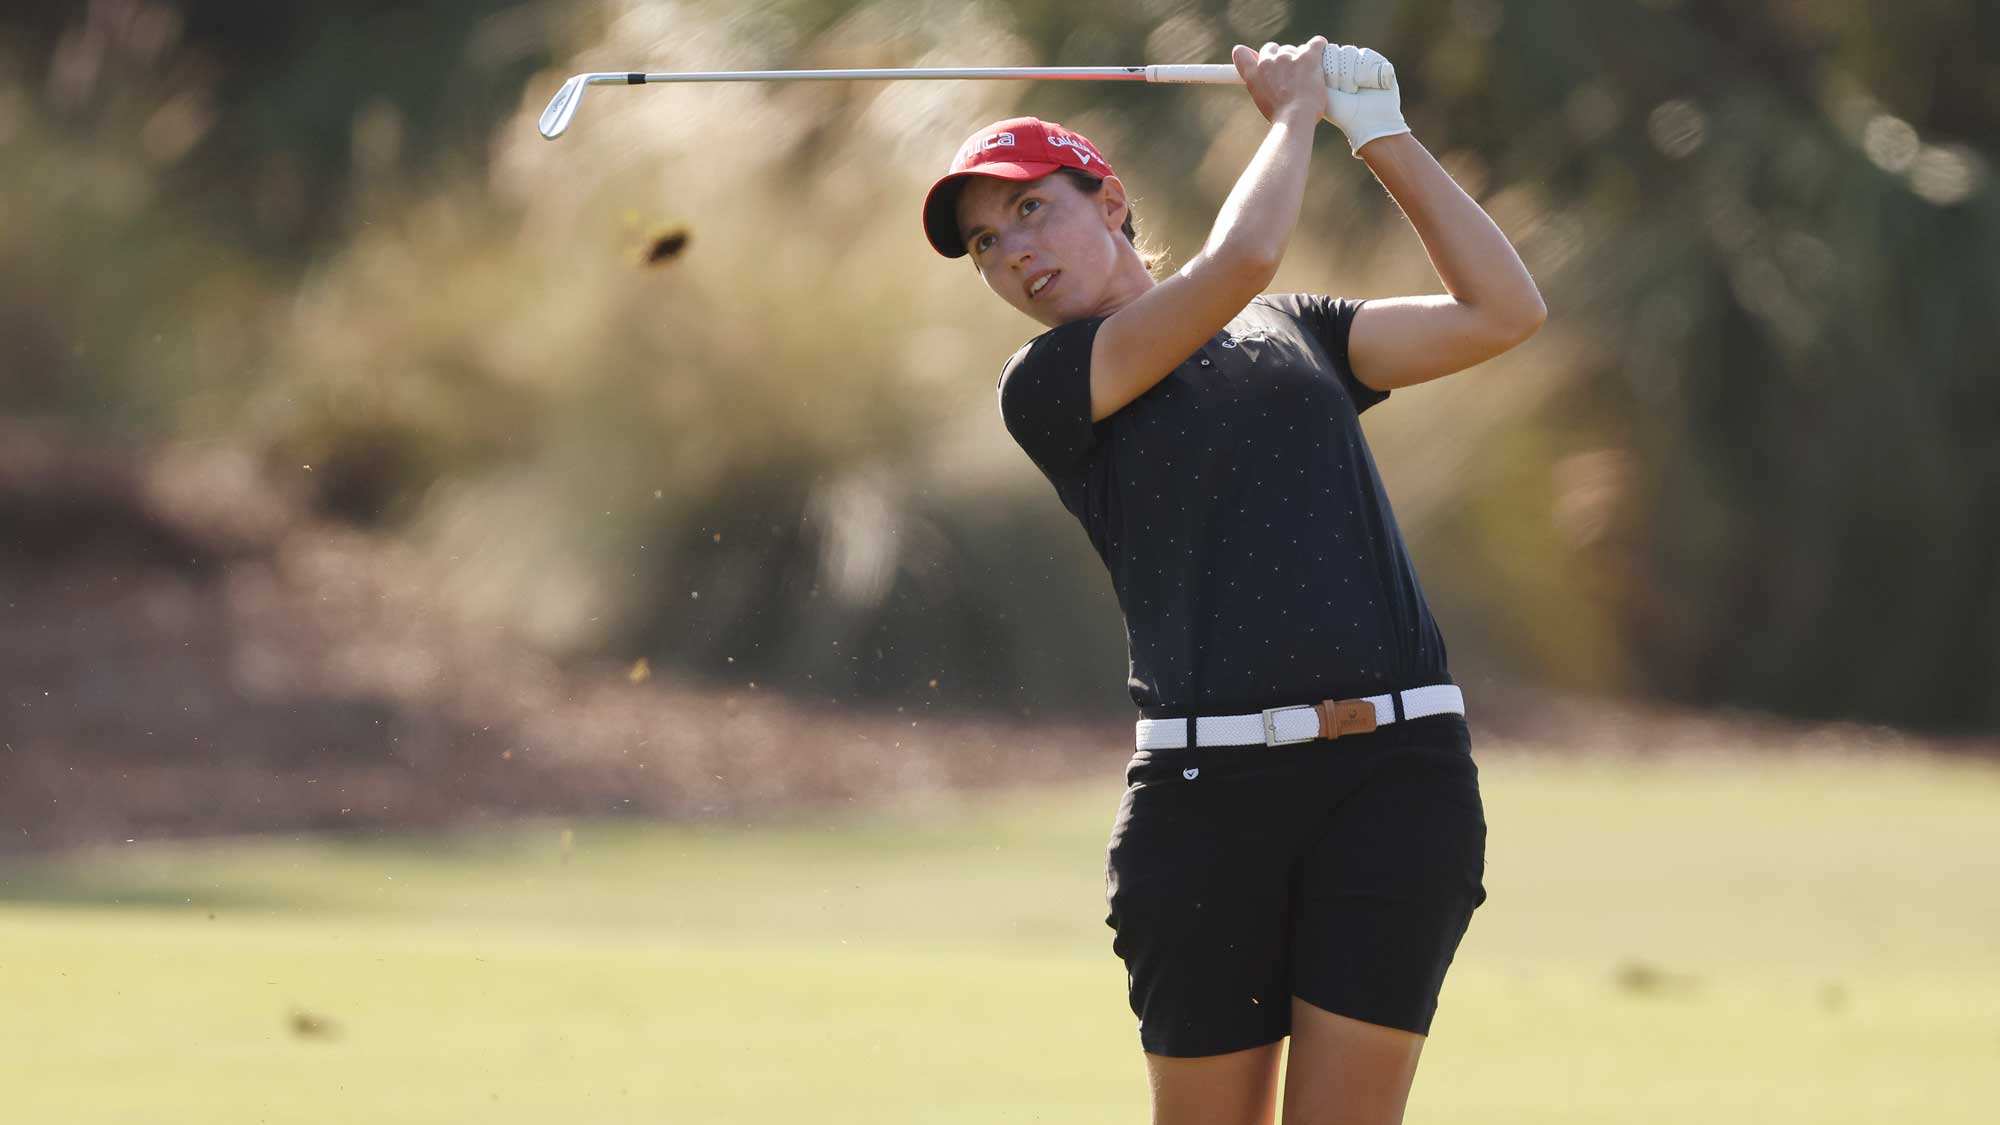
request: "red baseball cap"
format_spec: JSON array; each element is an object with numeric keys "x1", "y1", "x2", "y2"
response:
[{"x1": 922, "y1": 116, "x2": 1116, "y2": 258}]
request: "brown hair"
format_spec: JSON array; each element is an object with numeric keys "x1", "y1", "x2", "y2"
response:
[{"x1": 1054, "y1": 168, "x2": 1172, "y2": 277}]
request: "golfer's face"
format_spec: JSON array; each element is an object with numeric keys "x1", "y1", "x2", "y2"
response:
[{"x1": 957, "y1": 173, "x2": 1118, "y2": 327}]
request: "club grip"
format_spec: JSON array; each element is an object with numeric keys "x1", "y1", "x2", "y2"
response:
[
  {"x1": 1145, "y1": 48, "x2": 1393, "y2": 90},
  {"x1": 1144, "y1": 64, "x2": 1243, "y2": 85}
]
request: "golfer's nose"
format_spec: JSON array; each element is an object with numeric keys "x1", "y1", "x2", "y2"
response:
[{"x1": 1001, "y1": 232, "x2": 1033, "y2": 271}]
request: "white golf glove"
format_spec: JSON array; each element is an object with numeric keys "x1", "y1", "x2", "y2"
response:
[{"x1": 1322, "y1": 43, "x2": 1409, "y2": 157}]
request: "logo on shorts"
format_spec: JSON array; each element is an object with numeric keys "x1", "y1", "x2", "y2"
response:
[{"x1": 1182, "y1": 767, "x2": 1200, "y2": 780}]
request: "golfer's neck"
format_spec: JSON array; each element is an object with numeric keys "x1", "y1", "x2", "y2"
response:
[{"x1": 1096, "y1": 259, "x2": 1160, "y2": 318}]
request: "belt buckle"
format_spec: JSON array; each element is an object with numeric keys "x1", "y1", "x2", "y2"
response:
[{"x1": 1260, "y1": 705, "x2": 1318, "y2": 746}]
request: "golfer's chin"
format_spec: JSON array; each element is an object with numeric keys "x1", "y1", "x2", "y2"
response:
[
  {"x1": 1003, "y1": 280, "x2": 1085, "y2": 328},
  {"x1": 1020, "y1": 294, "x2": 1068, "y2": 328}
]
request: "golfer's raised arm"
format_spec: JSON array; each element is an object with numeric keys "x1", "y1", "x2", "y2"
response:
[
  {"x1": 1343, "y1": 135, "x2": 1548, "y2": 392},
  {"x1": 1087, "y1": 39, "x2": 1329, "y2": 421}
]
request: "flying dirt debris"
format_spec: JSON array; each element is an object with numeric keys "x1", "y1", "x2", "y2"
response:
[
  {"x1": 642, "y1": 226, "x2": 690, "y2": 266},
  {"x1": 288, "y1": 1006, "x2": 340, "y2": 1040}
]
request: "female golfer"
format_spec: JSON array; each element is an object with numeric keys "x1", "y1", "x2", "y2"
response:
[{"x1": 922, "y1": 37, "x2": 1542, "y2": 1125}]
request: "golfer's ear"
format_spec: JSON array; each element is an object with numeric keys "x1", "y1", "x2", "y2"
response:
[{"x1": 1100, "y1": 175, "x2": 1130, "y2": 230}]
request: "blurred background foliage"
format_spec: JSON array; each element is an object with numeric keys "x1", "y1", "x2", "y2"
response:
[{"x1": 2, "y1": 0, "x2": 1994, "y2": 734}]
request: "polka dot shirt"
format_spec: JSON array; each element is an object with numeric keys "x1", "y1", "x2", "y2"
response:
[{"x1": 995, "y1": 293, "x2": 1452, "y2": 721}]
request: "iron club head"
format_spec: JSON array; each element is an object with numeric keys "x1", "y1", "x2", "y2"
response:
[{"x1": 538, "y1": 73, "x2": 591, "y2": 139}]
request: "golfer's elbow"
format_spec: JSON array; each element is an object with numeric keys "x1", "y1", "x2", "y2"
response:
[{"x1": 1484, "y1": 285, "x2": 1546, "y2": 351}]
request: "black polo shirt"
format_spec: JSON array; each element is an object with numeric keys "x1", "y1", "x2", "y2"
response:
[{"x1": 995, "y1": 292, "x2": 1451, "y2": 721}]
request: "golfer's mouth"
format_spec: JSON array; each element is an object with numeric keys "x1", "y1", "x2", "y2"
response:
[{"x1": 1026, "y1": 269, "x2": 1060, "y2": 301}]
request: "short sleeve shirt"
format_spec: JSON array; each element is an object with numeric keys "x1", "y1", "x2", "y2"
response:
[{"x1": 995, "y1": 292, "x2": 1451, "y2": 720}]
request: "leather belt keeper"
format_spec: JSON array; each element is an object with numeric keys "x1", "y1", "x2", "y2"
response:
[{"x1": 1316, "y1": 698, "x2": 1378, "y2": 738}]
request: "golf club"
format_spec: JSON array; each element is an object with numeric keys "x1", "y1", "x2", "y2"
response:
[{"x1": 538, "y1": 48, "x2": 1394, "y2": 139}]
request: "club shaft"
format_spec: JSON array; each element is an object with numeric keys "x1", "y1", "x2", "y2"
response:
[
  {"x1": 624, "y1": 65, "x2": 1168, "y2": 83},
  {"x1": 538, "y1": 57, "x2": 1388, "y2": 138},
  {"x1": 539, "y1": 66, "x2": 1238, "y2": 138}
]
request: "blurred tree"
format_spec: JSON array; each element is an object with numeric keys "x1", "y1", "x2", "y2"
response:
[
  {"x1": 1352, "y1": 0, "x2": 1999, "y2": 732},
  {"x1": 1, "y1": 0, "x2": 564, "y2": 254},
  {"x1": 2, "y1": 0, "x2": 1993, "y2": 733}
]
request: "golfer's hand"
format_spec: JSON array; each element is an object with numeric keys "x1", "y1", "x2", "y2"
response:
[
  {"x1": 1231, "y1": 37, "x2": 1330, "y2": 127},
  {"x1": 1322, "y1": 43, "x2": 1410, "y2": 157}
]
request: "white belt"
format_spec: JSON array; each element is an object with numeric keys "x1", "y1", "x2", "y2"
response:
[{"x1": 1134, "y1": 684, "x2": 1464, "y2": 750}]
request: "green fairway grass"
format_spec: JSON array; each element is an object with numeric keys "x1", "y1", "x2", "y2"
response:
[{"x1": 3, "y1": 744, "x2": 1998, "y2": 1122}]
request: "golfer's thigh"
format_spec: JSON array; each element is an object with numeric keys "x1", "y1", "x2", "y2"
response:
[
  {"x1": 1144, "y1": 1039, "x2": 1285, "y2": 1125},
  {"x1": 1279, "y1": 997, "x2": 1425, "y2": 1125}
]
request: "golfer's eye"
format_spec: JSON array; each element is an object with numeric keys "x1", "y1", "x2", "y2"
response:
[
  {"x1": 973, "y1": 233, "x2": 995, "y2": 254},
  {"x1": 1020, "y1": 198, "x2": 1041, "y2": 217}
]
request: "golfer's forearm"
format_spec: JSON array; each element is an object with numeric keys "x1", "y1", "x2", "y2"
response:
[
  {"x1": 1361, "y1": 133, "x2": 1545, "y2": 328},
  {"x1": 1198, "y1": 107, "x2": 1320, "y2": 279}
]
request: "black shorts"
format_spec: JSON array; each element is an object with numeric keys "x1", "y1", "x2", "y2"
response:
[{"x1": 1103, "y1": 712, "x2": 1487, "y2": 1057}]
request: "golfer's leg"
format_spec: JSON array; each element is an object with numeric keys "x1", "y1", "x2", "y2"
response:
[
  {"x1": 1144, "y1": 1039, "x2": 1285, "y2": 1125},
  {"x1": 1279, "y1": 716, "x2": 1486, "y2": 1125},
  {"x1": 1278, "y1": 1000, "x2": 1423, "y2": 1125},
  {"x1": 1106, "y1": 749, "x2": 1297, "y2": 1114}
]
